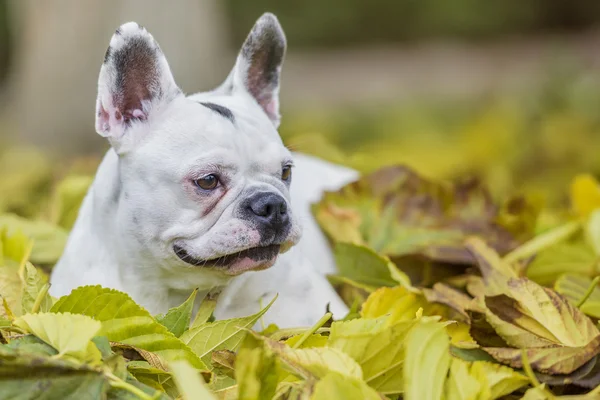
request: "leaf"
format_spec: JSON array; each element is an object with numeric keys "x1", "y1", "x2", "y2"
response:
[
  {"x1": 472, "y1": 360, "x2": 529, "y2": 399},
  {"x1": 181, "y1": 295, "x2": 276, "y2": 366},
  {"x1": 13, "y1": 312, "x2": 102, "y2": 362},
  {"x1": 422, "y1": 282, "x2": 473, "y2": 321},
  {"x1": 526, "y1": 241, "x2": 597, "y2": 286},
  {"x1": 20, "y1": 262, "x2": 53, "y2": 314},
  {"x1": 0, "y1": 214, "x2": 68, "y2": 265},
  {"x1": 586, "y1": 209, "x2": 600, "y2": 255},
  {"x1": 211, "y1": 349, "x2": 236, "y2": 378},
  {"x1": 258, "y1": 335, "x2": 363, "y2": 380},
  {"x1": 535, "y1": 354, "x2": 600, "y2": 389},
  {"x1": 110, "y1": 342, "x2": 169, "y2": 371},
  {"x1": 170, "y1": 360, "x2": 217, "y2": 400},
  {"x1": 156, "y1": 289, "x2": 197, "y2": 337},
  {"x1": 555, "y1": 274, "x2": 600, "y2": 318},
  {"x1": 403, "y1": 319, "x2": 451, "y2": 400},
  {"x1": 0, "y1": 346, "x2": 108, "y2": 399},
  {"x1": 191, "y1": 290, "x2": 220, "y2": 328},
  {"x1": 570, "y1": 174, "x2": 600, "y2": 218},
  {"x1": 51, "y1": 285, "x2": 207, "y2": 370},
  {"x1": 0, "y1": 259, "x2": 23, "y2": 317},
  {"x1": 444, "y1": 358, "x2": 481, "y2": 400},
  {"x1": 285, "y1": 333, "x2": 328, "y2": 349},
  {"x1": 503, "y1": 220, "x2": 581, "y2": 264},
  {"x1": 50, "y1": 174, "x2": 94, "y2": 230},
  {"x1": 235, "y1": 347, "x2": 278, "y2": 400},
  {"x1": 0, "y1": 225, "x2": 31, "y2": 265},
  {"x1": 334, "y1": 242, "x2": 410, "y2": 288},
  {"x1": 483, "y1": 335, "x2": 600, "y2": 374},
  {"x1": 467, "y1": 240, "x2": 600, "y2": 374},
  {"x1": 328, "y1": 317, "x2": 416, "y2": 394},
  {"x1": 314, "y1": 165, "x2": 535, "y2": 265},
  {"x1": 360, "y1": 286, "x2": 425, "y2": 325},
  {"x1": 6, "y1": 334, "x2": 59, "y2": 356},
  {"x1": 310, "y1": 372, "x2": 382, "y2": 400}
]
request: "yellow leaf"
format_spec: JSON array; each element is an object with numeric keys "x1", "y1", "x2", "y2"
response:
[
  {"x1": 444, "y1": 358, "x2": 481, "y2": 400},
  {"x1": 13, "y1": 312, "x2": 102, "y2": 362},
  {"x1": 361, "y1": 286, "x2": 424, "y2": 325},
  {"x1": 403, "y1": 319, "x2": 451, "y2": 400},
  {"x1": 570, "y1": 174, "x2": 600, "y2": 218},
  {"x1": 234, "y1": 347, "x2": 278, "y2": 400},
  {"x1": 310, "y1": 372, "x2": 382, "y2": 400},
  {"x1": 329, "y1": 317, "x2": 416, "y2": 394},
  {"x1": 170, "y1": 360, "x2": 216, "y2": 400}
]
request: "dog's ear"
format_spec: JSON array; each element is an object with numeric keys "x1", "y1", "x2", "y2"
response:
[
  {"x1": 96, "y1": 22, "x2": 181, "y2": 149},
  {"x1": 216, "y1": 13, "x2": 286, "y2": 128}
]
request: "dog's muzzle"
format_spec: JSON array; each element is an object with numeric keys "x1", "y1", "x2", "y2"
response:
[{"x1": 239, "y1": 192, "x2": 291, "y2": 244}]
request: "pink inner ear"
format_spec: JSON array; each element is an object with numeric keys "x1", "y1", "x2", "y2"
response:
[
  {"x1": 97, "y1": 103, "x2": 112, "y2": 134},
  {"x1": 263, "y1": 98, "x2": 277, "y2": 119},
  {"x1": 96, "y1": 94, "x2": 149, "y2": 138}
]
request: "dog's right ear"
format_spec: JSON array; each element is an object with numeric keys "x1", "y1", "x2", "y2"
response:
[{"x1": 96, "y1": 22, "x2": 181, "y2": 151}]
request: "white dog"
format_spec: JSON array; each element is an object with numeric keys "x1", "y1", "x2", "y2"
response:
[{"x1": 50, "y1": 13, "x2": 358, "y2": 327}]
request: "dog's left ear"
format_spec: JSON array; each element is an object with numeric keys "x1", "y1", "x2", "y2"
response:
[
  {"x1": 216, "y1": 13, "x2": 286, "y2": 128},
  {"x1": 96, "y1": 22, "x2": 181, "y2": 150}
]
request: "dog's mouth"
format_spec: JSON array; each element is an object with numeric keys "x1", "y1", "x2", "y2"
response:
[{"x1": 173, "y1": 244, "x2": 281, "y2": 275}]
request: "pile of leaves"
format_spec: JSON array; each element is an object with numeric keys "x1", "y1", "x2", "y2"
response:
[{"x1": 2, "y1": 160, "x2": 600, "y2": 399}]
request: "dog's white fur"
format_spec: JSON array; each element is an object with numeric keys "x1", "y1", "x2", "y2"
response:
[{"x1": 50, "y1": 14, "x2": 358, "y2": 327}]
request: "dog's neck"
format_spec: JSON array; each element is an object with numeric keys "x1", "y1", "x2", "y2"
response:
[{"x1": 54, "y1": 149, "x2": 230, "y2": 313}]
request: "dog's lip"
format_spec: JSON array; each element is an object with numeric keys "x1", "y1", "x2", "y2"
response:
[{"x1": 173, "y1": 243, "x2": 281, "y2": 272}]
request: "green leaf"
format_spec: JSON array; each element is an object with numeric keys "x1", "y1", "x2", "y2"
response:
[
  {"x1": 181, "y1": 295, "x2": 276, "y2": 366},
  {"x1": 156, "y1": 289, "x2": 197, "y2": 337},
  {"x1": 403, "y1": 319, "x2": 451, "y2": 400},
  {"x1": 6, "y1": 334, "x2": 58, "y2": 356},
  {"x1": 310, "y1": 371, "x2": 382, "y2": 400},
  {"x1": 555, "y1": 274, "x2": 600, "y2": 319},
  {"x1": 444, "y1": 358, "x2": 481, "y2": 400},
  {"x1": 51, "y1": 285, "x2": 207, "y2": 370},
  {"x1": 235, "y1": 347, "x2": 278, "y2": 400},
  {"x1": 13, "y1": 312, "x2": 102, "y2": 362},
  {"x1": 314, "y1": 166, "x2": 535, "y2": 265},
  {"x1": 191, "y1": 291, "x2": 219, "y2": 328},
  {"x1": 21, "y1": 262, "x2": 53, "y2": 314},
  {"x1": 334, "y1": 242, "x2": 410, "y2": 287},
  {"x1": 50, "y1": 175, "x2": 94, "y2": 230},
  {"x1": 0, "y1": 258, "x2": 23, "y2": 317},
  {"x1": 329, "y1": 317, "x2": 415, "y2": 394},
  {"x1": 526, "y1": 241, "x2": 597, "y2": 286},
  {"x1": 170, "y1": 360, "x2": 216, "y2": 400},
  {"x1": 0, "y1": 214, "x2": 68, "y2": 265},
  {"x1": 267, "y1": 341, "x2": 363, "y2": 380},
  {"x1": 0, "y1": 225, "x2": 31, "y2": 265},
  {"x1": 0, "y1": 346, "x2": 108, "y2": 399}
]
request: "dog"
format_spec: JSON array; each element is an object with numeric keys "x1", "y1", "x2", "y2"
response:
[{"x1": 49, "y1": 13, "x2": 358, "y2": 328}]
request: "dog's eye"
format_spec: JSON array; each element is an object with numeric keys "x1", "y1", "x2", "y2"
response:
[
  {"x1": 194, "y1": 174, "x2": 219, "y2": 190},
  {"x1": 281, "y1": 165, "x2": 292, "y2": 182}
]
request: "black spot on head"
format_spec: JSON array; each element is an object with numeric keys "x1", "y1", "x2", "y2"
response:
[
  {"x1": 199, "y1": 102, "x2": 235, "y2": 123},
  {"x1": 115, "y1": 27, "x2": 122, "y2": 36}
]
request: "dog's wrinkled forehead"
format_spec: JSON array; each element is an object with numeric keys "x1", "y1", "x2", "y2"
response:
[{"x1": 95, "y1": 14, "x2": 286, "y2": 155}]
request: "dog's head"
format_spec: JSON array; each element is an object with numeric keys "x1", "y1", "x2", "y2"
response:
[{"x1": 95, "y1": 14, "x2": 301, "y2": 281}]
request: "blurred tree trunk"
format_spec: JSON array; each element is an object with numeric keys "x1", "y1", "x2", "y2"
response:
[{"x1": 4, "y1": 0, "x2": 230, "y2": 155}]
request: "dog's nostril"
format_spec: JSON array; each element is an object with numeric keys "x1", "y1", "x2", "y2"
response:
[{"x1": 248, "y1": 192, "x2": 288, "y2": 222}]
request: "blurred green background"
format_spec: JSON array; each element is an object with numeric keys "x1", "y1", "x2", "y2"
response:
[{"x1": 1, "y1": 0, "x2": 600, "y2": 219}]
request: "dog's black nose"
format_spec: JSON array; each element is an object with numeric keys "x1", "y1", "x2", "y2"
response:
[{"x1": 247, "y1": 192, "x2": 289, "y2": 228}]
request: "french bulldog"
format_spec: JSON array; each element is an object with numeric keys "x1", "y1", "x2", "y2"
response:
[{"x1": 49, "y1": 13, "x2": 358, "y2": 327}]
